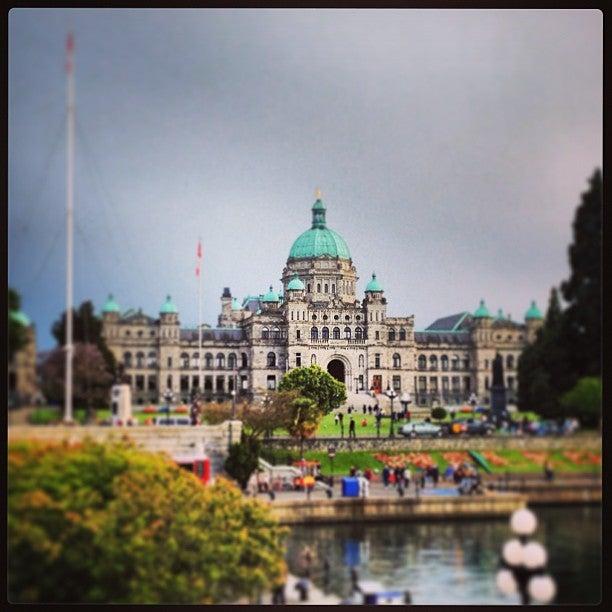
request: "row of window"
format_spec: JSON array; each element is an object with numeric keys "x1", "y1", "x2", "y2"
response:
[
  {"x1": 311, "y1": 326, "x2": 363, "y2": 340},
  {"x1": 483, "y1": 355, "x2": 516, "y2": 370},
  {"x1": 416, "y1": 376, "x2": 471, "y2": 392},
  {"x1": 417, "y1": 354, "x2": 470, "y2": 371},
  {"x1": 123, "y1": 352, "x2": 249, "y2": 369}
]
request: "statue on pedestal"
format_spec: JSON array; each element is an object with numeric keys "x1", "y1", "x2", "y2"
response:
[{"x1": 490, "y1": 352, "x2": 508, "y2": 425}]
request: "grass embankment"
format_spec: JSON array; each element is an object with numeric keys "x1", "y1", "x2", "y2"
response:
[
  {"x1": 26, "y1": 406, "x2": 188, "y2": 425},
  {"x1": 297, "y1": 448, "x2": 601, "y2": 476}
]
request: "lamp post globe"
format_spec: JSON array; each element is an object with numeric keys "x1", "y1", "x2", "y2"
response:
[
  {"x1": 385, "y1": 385, "x2": 398, "y2": 437},
  {"x1": 511, "y1": 507, "x2": 538, "y2": 536},
  {"x1": 528, "y1": 575, "x2": 556, "y2": 603}
]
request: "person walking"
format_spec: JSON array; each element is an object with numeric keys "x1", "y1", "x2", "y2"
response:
[
  {"x1": 394, "y1": 466, "x2": 403, "y2": 489},
  {"x1": 338, "y1": 411, "x2": 345, "y2": 438},
  {"x1": 403, "y1": 466, "x2": 412, "y2": 490},
  {"x1": 382, "y1": 465, "x2": 390, "y2": 487},
  {"x1": 349, "y1": 417, "x2": 357, "y2": 439},
  {"x1": 432, "y1": 464, "x2": 440, "y2": 487},
  {"x1": 368, "y1": 405, "x2": 372, "y2": 414},
  {"x1": 375, "y1": 411, "x2": 382, "y2": 438},
  {"x1": 271, "y1": 564, "x2": 288, "y2": 604},
  {"x1": 362, "y1": 404, "x2": 367, "y2": 414}
]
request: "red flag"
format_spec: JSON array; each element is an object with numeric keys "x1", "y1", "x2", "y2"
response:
[
  {"x1": 65, "y1": 32, "x2": 74, "y2": 74},
  {"x1": 195, "y1": 239, "x2": 202, "y2": 277},
  {"x1": 197, "y1": 239, "x2": 202, "y2": 260}
]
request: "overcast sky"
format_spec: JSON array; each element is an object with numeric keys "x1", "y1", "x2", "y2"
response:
[{"x1": 9, "y1": 9, "x2": 602, "y2": 350}]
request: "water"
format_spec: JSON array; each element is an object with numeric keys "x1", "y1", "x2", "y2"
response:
[{"x1": 285, "y1": 506, "x2": 601, "y2": 605}]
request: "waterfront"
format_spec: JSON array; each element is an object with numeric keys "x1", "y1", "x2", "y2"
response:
[{"x1": 285, "y1": 505, "x2": 601, "y2": 605}]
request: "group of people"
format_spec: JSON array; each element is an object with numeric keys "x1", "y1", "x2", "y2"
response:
[{"x1": 334, "y1": 404, "x2": 412, "y2": 439}]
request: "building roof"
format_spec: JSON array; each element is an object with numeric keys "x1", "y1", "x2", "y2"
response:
[
  {"x1": 102, "y1": 293, "x2": 121, "y2": 313},
  {"x1": 288, "y1": 198, "x2": 351, "y2": 261},
  {"x1": 424, "y1": 311, "x2": 472, "y2": 331},
  {"x1": 365, "y1": 273, "x2": 383, "y2": 293},
  {"x1": 473, "y1": 299, "x2": 492, "y2": 319},
  {"x1": 525, "y1": 300, "x2": 543, "y2": 320},
  {"x1": 262, "y1": 286, "x2": 280, "y2": 303},
  {"x1": 242, "y1": 295, "x2": 262, "y2": 313},
  {"x1": 287, "y1": 275, "x2": 306, "y2": 291},
  {"x1": 414, "y1": 331, "x2": 471, "y2": 345},
  {"x1": 160, "y1": 295, "x2": 178, "y2": 314},
  {"x1": 231, "y1": 298, "x2": 242, "y2": 311}
]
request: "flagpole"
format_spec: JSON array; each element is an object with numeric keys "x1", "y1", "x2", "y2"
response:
[
  {"x1": 197, "y1": 238, "x2": 202, "y2": 395},
  {"x1": 64, "y1": 32, "x2": 75, "y2": 423}
]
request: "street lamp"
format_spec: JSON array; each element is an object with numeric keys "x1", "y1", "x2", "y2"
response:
[
  {"x1": 496, "y1": 507, "x2": 556, "y2": 605},
  {"x1": 400, "y1": 392, "x2": 411, "y2": 421},
  {"x1": 162, "y1": 388, "x2": 174, "y2": 424},
  {"x1": 327, "y1": 445, "x2": 336, "y2": 487},
  {"x1": 385, "y1": 384, "x2": 398, "y2": 438}
]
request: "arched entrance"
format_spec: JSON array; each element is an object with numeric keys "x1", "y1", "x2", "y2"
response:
[{"x1": 327, "y1": 359, "x2": 345, "y2": 384}]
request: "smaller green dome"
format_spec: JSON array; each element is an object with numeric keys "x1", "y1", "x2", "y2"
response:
[
  {"x1": 473, "y1": 299, "x2": 491, "y2": 319},
  {"x1": 287, "y1": 275, "x2": 305, "y2": 291},
  {"x1": 10, "y1": 310, "x2": 31, "y2": 327},
  {"x1": 231, "y1": 298, "x2": 241, "y2": 311},
  {"x1": 495, "y1": 308, "x2": 505, "y2": 320},
  {"x1": 365, "y1": 273, "x2": 383, "y2": 293},
  {"x1": 525, "y1": 300, "x2": 543, "y2": 320},
  {"x1": 262, "y1": 286, "x2": 280, "y2": 303},
  {"x1": 160, "y1": 294, "x2": 178, "y2": 314},
  {"x1": 102, "y1": 293, "x2": 120, "y2": 313}
]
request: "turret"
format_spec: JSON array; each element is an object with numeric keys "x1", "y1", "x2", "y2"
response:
[
  {"x1": 472, "y1": 299, "x2": 493, "y2": 344},
  {"x1": 286, "y1": 274, "x2": 306, "y2": 301},
  {"x1": 159, "y1": 294, "x2": 179, "y2": 342},
  {"x1": 524, "y1": 300, "x2": 544, "y2": 342},
  {"x1": 261, "y1": 285, "x2": 280, "y2": 311}
]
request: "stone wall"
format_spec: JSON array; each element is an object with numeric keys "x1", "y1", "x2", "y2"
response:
[
  {"x1": 263, "y1": 433, "x2": 602, "y2": 453},
  {"x1": 8, "y1": 421, "x2": 243, "y2": 476}
]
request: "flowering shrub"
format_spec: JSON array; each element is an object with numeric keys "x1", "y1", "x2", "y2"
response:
[
  {"x1": 521, "y1": 451, "x2": 551, "y2": 465},
  {"x1": 142, "y1": 406, "x2": 156, "y2": 414},
  {"x1": 563, "y1": 451, "x2": 601, "y2": 466},
  {"x1": 480, "y1": 451, "x2": 508, "y2": 467},
  {"x1": 374, "y1": 452, "x2": 435, "y2": 469},
  {"x1": 175, "y1": 406, "x2": 188, "y2": 414},
  {"x1": 442, "y1": 452, "x2": 469, "y2": 467}
]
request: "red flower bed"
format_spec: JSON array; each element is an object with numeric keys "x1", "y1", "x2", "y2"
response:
[
  {"x1": 563, "y1": 451, "x2": 601, "y2": 466},
  {"x1": 374, "y1": 452, "x2": 435, "y2": 469},
  {"x1": 442, "y1": 452, "x2": 469, "y2": 467},
  {"x1": 480, "y1": 451, "x2": 508, "y2": 467},
  {"x1": 175, "y1": 406, "x2": 188, "y2": 414},
  {"x1": 143, "y1": 406, "x2": 157, "y2": 414}
]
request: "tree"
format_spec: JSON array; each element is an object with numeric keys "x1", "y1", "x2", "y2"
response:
[
  {"x1": 285, "y1": 396, "x2": 320, "y2": 456},
  {"x1": 51, "y1": 301, "x2": 117, "y2": 378},
  {"x1": 278, "y1": 365, "x2": 347, "y2": 415},
  {"x1": 39, "y1": 343, "x2": 114, "y2": 421},
  {"x1": 8, "y1": 288, "x2": 29, "y2": 362},
  {"x1": 8, "y1": 440, "x2": 286, "y2": 604},
  {"x1": 561, "y1": 169, "x2": 602, "y2": 379},
  {"x1": 560, "y1": 377, "x2": 601, "y2": 429},
  {"x1": 224, "y1": 433, "x2": 261, "y2": 490}
]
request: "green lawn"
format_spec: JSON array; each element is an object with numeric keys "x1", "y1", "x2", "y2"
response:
[
  {"x1": 27, "y1": 406, "x2": 188, "y2": 425},
  {"x1": 301, "y1": 448, "x2": 601, "y2": 476}
]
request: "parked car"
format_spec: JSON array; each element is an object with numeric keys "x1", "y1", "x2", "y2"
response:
[
  {"x1": 464, "y1": 419, "x2": 496, "y2": 436},
  {"x1": 154, "y1": 416, "x2": 191, "y2": 426},
  {"x1": 399, "y1": 421, "x2": 443, "y2": 438},
  {"x1": 443, "y1": 420, "x2": 468, "y2": 435}
]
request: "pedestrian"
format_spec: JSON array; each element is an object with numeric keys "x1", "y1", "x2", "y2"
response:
[
  {"x1": 350, "y1": 567, "x2": 360, "y2": 594},
  {"x1": 432, "y1": 464, "x2": 439, "y2": 487},
  {"x1": 322, "y1": 557, "x2": 331, "y2": 592},
  {"x1": 382, "y1": 465, "x2": 390, "y2": 487},
  {"x1": 544, "y1": 459, "x2": 554, "y2": 482},
  {"x1": 334, "y1": 413, "x2": 339, "y2": 425},
  {"x1": 403, "y1": 466, "x2": 412, "y2": 489},
  {"x1": 271, "y1": 564, "x2": 287, "y2": 604},
  {"x1": 368, "y1": 405, "x2": 372, "y2": 414},
  {"x1": 349, "y1": 465, "x2": 357, "y2": 477},
  {"x1": 420, "y1": 469, "x2": 427, "y2": 489},
  {"x1": 364, "y1": 467, "x2": 373, "y2": 481},
  {"x1": 349, "y1": 417, "x2": 357, "y2": 439},
  {"x1": 363, "y1": 404, "x2": 367, "y2": 414},
  {"x1": 444, "y1": 464, "x2": 454, "y2": 482},
  {"x1": 338, "y1": 411, "x2": 345, "y2": 438},
  {"x1": 358, "y1": 474, "x2": 369, "y2": 498},
  {"x1": 394, "y1": 466, "x2": 403, "y2": 488}
]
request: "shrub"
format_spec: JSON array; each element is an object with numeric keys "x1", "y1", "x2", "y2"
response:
[{"x1": 431, "y1": 407, "x2": 447, "y2": 422}]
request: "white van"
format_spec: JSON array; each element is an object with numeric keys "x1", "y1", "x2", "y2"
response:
[{"x1": 154, "y1": 416, "x2": 191, "y2": 426}]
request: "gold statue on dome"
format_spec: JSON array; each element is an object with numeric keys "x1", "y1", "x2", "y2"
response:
[{"x1": 315, "y1": 187, "x2": 322, "y2": 199}]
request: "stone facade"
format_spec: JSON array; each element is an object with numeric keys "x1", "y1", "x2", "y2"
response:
[
  {"x1": 101, "y1": 196, "x2": 544, "y2": 407},
  {"x1": 8, "y1": 322, "x2": 41, "y2": 406}
]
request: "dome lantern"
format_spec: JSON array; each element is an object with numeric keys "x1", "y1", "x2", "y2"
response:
[
  {"x1": 525, "y1": 300, "x2": 543, "y2": 321},
  {"x1": 365, "y1": 272, "x2": 383, "y2": 293},
  {"x1": 160, "y1": 294, "x2": 178, "y2": 314},
  {"x1": 102, "y1": 293, "x2": 120, "y2": 314},
  {"x1": 473, "y1": 299, "x2": 491, "y2": 319},
  {"x1": 262, "y1": 286, "x2": 280, "y2": 303}
]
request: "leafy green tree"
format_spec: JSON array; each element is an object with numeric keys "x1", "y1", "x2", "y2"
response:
[
  {"x1": 39, "y1": 343, "x2": 114, "y2": 422},
  {"x1": 8, "y1": 288, "x2": 29, "y2": 362},
  {"x1": 560, "y1": 377, "x2": 601, "y2": 429},
  {"x1": 278, "y1": 365, "x2": 346, "y2": 414},
  {"x1": 560, "y1": 169, "x2": 602, "y2": 379},
  {"x1": 8, "y1": 440, "x2": 286, "y2": 603},
  {"x1": 51, "y1": 301, "x2": 117, "y2": 378},
  {"x1": 224, "y1": 433, "x2": 262, "y2": 490},
  {"x1": 285, "y1": 396, "x2": 320, "y2": 456}
]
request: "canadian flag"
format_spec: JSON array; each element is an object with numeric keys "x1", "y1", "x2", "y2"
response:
[
  {"x1": 66, "y1": 32, "x2": 74, "y2": 74},
  {"x1": 195, "y1": 239, "x2": 202, "y2": 277}
]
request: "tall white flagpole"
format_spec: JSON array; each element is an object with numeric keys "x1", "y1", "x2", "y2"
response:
[
  {"x1": 197, "y1": 238, "x2": 203, "y2": 393},
  {"x1": 64, "y1": 32, "x2": 75, "y2": 423}
]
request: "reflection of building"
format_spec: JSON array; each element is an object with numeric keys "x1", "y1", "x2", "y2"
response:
[
  {"x1": 102, "y1": 195, "x2": 544, "y2": 406},
  {"x1": 8, "y1": 309, "x2": 41, "y2": 405}
]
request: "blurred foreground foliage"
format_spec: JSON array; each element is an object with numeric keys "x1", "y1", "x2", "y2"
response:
[{"x1": 8, "y1": 440, "x2": 287, "y2": 603}]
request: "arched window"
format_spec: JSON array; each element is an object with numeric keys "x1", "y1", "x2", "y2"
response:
[
  {"x1": 311, "y1": 327, "x2": 318, "y2": 340},
  {"x1": 180, "y1": 352, "x2": 189, "y2": 369},
  {"x1": 429, "y1": 355, "x2": 438, "y2": 370},
  {"x1": 332, "y1": 284, "x2": 335, "y2": 293},
  {"x1": 399, "y1": 328, "x2": 406, "y2": 341},
  {"x1": 191, "y1": 352, "x2": 199, "y2": 369},
  {"x1": 205, "y1": 353, "x2": 213, "y2": 368},
  {"x1": 216, "y1": 353, "x2": 225, "y2": 369},
  {"x1": 148, "y1": 351, "x2": 157, "y2": 368},
  {"x1": 271, "y1": 326, "x2": 281, "y2": 340},
  {"x1": 418, "y1": 355, "x2": 427, "y2": 370},
  {"x1": 506, "y1": 354, "x2": 514, "y2": 370},
  {"x1": 388, "y1": 329, "x2": 396, "y2": 341},
  {"x1": 241, "y1": 352, "x2": 248, "y2": 368},
  {"x1": 311, "y1": 354, "x2": 317, "y2": 365},
  {"x1": 393, "y1": 353, "x2": 401, "y2": 368},
  {"x1": 307, "y1": 283, "x2": 311, "y2": 293},
  {"x1": 322, "y1": 327, "x2": 329, "y2": 340},
  {"x1": 262, "y1": 326, "x2": 269, "y2": 339},
  {"x1": 451, "y1": 355, "x2": 460, "y2": 370},
  {"x1": 267, "y1": 352, "x2": 276, "y2": 367},
  {"x1": 344, "y1": 326, "x2": 351, "y2": 339},
  {"x1": 355, "y1": 327, "x2": 363, "y2": 340},
  {"x1": 228, "y1": 353, "x2": 237, "y2": 369},
  {"x1": 358, "y1": 354, "x2": 365, "y2": 368},
  {"x1": 317, "y1": 283, "x2": 321, "y2": 292},
  {"x1": 124, "y1": 352, "x2": 132, "y2": 367},
  {"x1": 441, "y1": 355, "x2": 449, "y2": 371},
  {"x1": 333, "y1": 327, "x2": 341, "y2": 339},
  {"x1": 324, "y1": 284, "x2": 328, "y2": 293}
]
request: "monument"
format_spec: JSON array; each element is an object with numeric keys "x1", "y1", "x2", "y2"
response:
[{"x1": 490, "y1": 352, "x2": 508, "y2": 425}]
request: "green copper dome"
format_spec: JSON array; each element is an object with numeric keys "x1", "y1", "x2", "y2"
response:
[
  {"x1": 365, "y1": 273, "x2": 383, "y2": 293},
  {"x1": 231, "y1": 298, "x2": 241, "y2": 311},
  {"x1": 525, "y1": 300, "x2": 543, "y2": 320},
  {"x1": 288, "y1": 198, "x2": 351, "y2": 261},
  {"x1": 262, "y1": 286, "x2": 280, "y2": 303},
  {"x1": 160, "y1": 294, "x2": 178, "y2": 314},
  {"x1": 473, "y1": 299, "x2": 491, "y2": 319},
  {"x1": 102, "y1": 293, "x2": 120, "y2": 313},
  {"x1": 495, "y1": 308, "x2": 505, "y2": 320},
  {"x1": 10, "y1": 310, "x2": 31, "y2": 327},
  {"x1": 287, "y1": 275, "x2": 305, "y2": 291}
]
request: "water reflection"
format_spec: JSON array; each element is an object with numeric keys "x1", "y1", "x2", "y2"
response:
[{"x1": 285, "y1": 506, "x2": 601, "y2": 605}]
